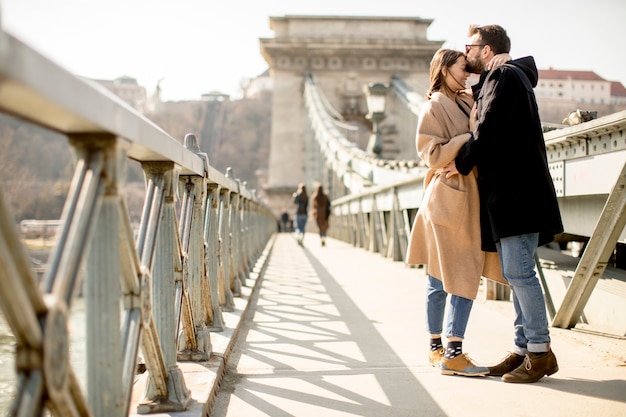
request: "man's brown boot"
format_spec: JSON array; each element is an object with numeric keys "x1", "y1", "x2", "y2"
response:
[
  {"x1": 488, "y1": 352, "x2": 525, "y2": 377},
  {"x1": 501, "y1": 349, "x2": 559, "y2": 383}
]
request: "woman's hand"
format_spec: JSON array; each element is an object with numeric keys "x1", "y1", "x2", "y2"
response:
[{"x1": 488, "y1": 53, "x2": 512, "y2": 69}]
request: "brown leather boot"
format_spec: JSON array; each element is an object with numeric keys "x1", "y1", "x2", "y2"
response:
[
  {"x1": 501, "y1": 349, "x2": 559, "y2": 383},
  {"x1": 488, "y1": 352, "x2": 525, "y2": 376}
]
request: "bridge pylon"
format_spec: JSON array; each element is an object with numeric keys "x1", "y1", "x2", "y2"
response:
[{"x1": 259, "y1": 15, "x2": 443, "y2": 213}]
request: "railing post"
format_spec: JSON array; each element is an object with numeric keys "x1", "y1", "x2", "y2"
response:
[
  {"x1": 218, "y1": 187, "x2": 236, "y2": 312},
  {"x1": 84, "y1": 135, "x2": 125, "y2": 416},
  {"x1": 137, "y1": 162, "x2": 190, "y2": 414},
  {"x1": 204, "y1": 184, "x2": 226, "y2": 330},
  {"x1": 386, "y1": 189, "x2": 408, "y2": 262},
  {"x1": 176, "y1": 175, "x2": 212, "y2": 360},
  {"x1": 233, "y1": 180, "x2": 247, "y2": 288},
  {"x1": 225, "y1": 168, "x2": 241, "y2": 297},
  {"x1": 176, "y1": 134, "x2": 213, "y2": 359},
  {"x1": 357, "y1": 200, "x2": 367, "y2": 248},
  {"x1": 252, "y1": 190, "x2": 264, "y2": 257},
  {"x1": 240, "y1": 195, "x2": 252, "y2": 280}
]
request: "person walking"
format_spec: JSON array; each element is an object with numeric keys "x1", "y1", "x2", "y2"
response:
[
  {"x1": 406, "y1": 48, "x2": 507, "y2": 377},
  {"x1": 292, "y1": 183, "x2": 309, "y2": 246},
  {"x1": 449, "y1": 24, "x2": 564, "y2": 383},
  {"x1": 311, "y1": 184, "x2": 331, "y2": 246},
  {"x1": 280, "y1": 209, "x2": 290, "y2": 232}
]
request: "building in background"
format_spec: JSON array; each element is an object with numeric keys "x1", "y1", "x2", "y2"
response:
[
  {"x1": 244, "y1": 69, "x2": 273, "y2": 99},
  {"x1": 535, "y1": 68, "x2": 626, "y2": 124},
  {"x1": 92, "y1": 75, "x2": 148, "y2": 112},
  {"x1": 611, "y1": 81, "x2": 626, "y2": 106}
]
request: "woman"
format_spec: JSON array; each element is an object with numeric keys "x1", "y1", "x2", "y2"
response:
[
  {"x1": 311, "y1": 184, "x2": 331, "y2": 246},
  {"x1": 292, "y1": 183, "x2": 309, "y2": 245},
  {"x1": 405, "y1": 49, "x2": 506, "y2": 377}
]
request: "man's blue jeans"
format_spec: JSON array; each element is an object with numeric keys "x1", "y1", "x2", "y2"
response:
[
  {"x1": 426, "y1": 275, "x2": 473, "y2": 339},
  {"x1": 496, "y1": 233, "x2": 551, "y2": 354}
]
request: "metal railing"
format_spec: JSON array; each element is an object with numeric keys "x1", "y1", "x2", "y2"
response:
[
  {"x1": 303, "y1": 74, "x2": 425, "y2": 196},
  {"x1": 0, "y1": 24, "x2": 276, "y2": 417}
]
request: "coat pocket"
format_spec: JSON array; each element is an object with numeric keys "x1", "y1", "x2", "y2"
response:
[{"x1": 427, "y1": 178, "x2": 468, "y2": 230}]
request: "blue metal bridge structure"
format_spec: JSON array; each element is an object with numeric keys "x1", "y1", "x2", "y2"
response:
[{"x1": 0, "y1": 17, "x2": 625, "y2": 417}]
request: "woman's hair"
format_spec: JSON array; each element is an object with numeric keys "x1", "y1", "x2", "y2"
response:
[
  {"x1": 313, "y1": 184, "x2": 325, "y2": 202},
  {"x1": 298, "y1": 183, "x2": 307, "y2": 198},
  {"x1": 467, "y1": 24, "x2": 510, "y2": 55},
  {"x1": 427, "y1": 49, "x2": 466, "y2": 98}
]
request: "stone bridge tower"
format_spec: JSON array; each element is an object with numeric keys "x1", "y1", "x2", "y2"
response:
[{"x1": 259, "y1": 15, "x2": 443, "y2": 213}]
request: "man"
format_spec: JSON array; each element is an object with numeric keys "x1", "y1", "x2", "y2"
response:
[{"x1": 451, "y1": 25, "x2": 564, "y2": 383}]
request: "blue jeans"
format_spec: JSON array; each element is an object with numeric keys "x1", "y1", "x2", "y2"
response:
[
  {"x1": 426, "y1": 275, "x2": 473, "y2": 339},
  {"x1": 496, "y1": 233, "x2": 551, "y2": 354},
  {"x1": 295, "y1": 214, "x2": 307, "y2": 236}
]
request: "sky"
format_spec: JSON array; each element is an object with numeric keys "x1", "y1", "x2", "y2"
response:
[{"x1": 3, "y1": 0, "x2": 625, "y2": 102}]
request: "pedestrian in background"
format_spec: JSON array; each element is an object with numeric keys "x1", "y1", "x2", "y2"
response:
[
  {"x1": 280, "y1": 208, "x2": 290, "y2": 232},
  {"x1": 292, "y1": 183, "x2": 309, "y2": 245},
  {"x1": 311, "y1": 184, "x2": 331, "y2": 246}
]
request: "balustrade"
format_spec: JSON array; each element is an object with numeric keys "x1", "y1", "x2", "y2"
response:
[{"x1": 0, "y1": 26, "x2": 275, "y2": 416}]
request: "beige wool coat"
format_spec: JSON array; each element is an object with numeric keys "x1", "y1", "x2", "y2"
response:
[
  {"x1": 406, "y1": 91, "x2": 505, "y2": 300},
  {"x1": 312, "y1": 191, "x2": 330, "y2": 234}
]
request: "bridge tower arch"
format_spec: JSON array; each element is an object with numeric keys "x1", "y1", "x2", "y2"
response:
[{"x1": 260, "y1": 15, "x2": 443, "y2": 213}]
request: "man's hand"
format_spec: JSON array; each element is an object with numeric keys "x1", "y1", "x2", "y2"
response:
[
  {"x1": 470, "y1": 104, "x2": 478, "y2": 131},
  {"x1": 442, "y1": 161, "x2": 459, "y2": 178}
]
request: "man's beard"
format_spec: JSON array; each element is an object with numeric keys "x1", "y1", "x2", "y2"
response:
[{"x1": 466, "y1": 57, "x2": 485, "y2": 74}]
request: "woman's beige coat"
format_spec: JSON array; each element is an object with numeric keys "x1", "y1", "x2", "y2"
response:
[{"x1": 406, "y1": 91, "x2": 505, "y2": 299}]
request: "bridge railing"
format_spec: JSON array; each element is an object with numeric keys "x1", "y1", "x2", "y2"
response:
[
  {"x1": 304, "y1": 74, "x2": 426, "y2": 196},
  {"x1": 0, "y1": 25, "x2": 275, "y2": 416}
]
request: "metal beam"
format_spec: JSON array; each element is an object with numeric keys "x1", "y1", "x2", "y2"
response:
[{"x1": 552, "y1": 159, "x2": 626, "y2": 328}]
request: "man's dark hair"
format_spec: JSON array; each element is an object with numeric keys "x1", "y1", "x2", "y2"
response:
[{"x1": 468, "y1": 24, "x2": 511, "y2": 54}]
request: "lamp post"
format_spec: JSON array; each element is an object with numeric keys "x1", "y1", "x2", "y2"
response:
[{"x1": 364, "y1": 82, "x2": 389, "y2": 158}]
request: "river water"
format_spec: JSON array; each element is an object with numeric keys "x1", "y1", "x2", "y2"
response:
[{"x1": 0, "y1": 297, "x2": 87, "y2": 414}]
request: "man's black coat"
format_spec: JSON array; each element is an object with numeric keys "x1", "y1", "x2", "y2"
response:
[{"x1": 455, "y1": 56, "x2": 563, "y2": 251}]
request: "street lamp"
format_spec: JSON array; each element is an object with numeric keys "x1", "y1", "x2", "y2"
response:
[{"x1": 364, "y1": 82, "x2": 389, "y2": 158}]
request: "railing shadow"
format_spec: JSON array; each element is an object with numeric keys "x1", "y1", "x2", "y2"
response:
[
  {"x1": 209, "y1": 234, "x2": 445, "y2": 416},
  {"x1": 210, "y1": 234, "x2": 626, "y2": 417}
]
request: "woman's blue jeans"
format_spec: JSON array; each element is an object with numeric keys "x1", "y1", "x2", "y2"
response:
[
  {"x1": 426, "y1": 275, "x2": 473, "y2": 339},
  {"x1": 496, "y1": 233, "x2": 551, "y2": 354},
  {"x1": 295, "y1": 214, "x2": 307, "y2": 236}
]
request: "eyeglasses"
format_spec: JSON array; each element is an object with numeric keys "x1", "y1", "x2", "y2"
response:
[{"x1": 465, "y1": 44, "x2": 486, "y2": 53}]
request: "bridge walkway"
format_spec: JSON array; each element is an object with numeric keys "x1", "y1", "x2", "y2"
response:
[{"x1": 142, "y1": 233, "x2": 626, "y2": 417}]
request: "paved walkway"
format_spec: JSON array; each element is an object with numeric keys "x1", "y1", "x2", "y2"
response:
[
  {"x1": 206, "y1": 233, "x2": 626, "y2": 417},
  {"x1": 132, "y1": 233, "x2": 626, "y2": 416}
]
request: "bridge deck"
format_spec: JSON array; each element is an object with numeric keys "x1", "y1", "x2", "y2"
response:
[{"x1": 130, "y1": 233, "x2": 626, "y2": 417}]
